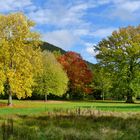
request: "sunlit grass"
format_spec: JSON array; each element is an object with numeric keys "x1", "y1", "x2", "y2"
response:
[{"x1": 0, "y1": 100, "x2": 140, "y2": 115}]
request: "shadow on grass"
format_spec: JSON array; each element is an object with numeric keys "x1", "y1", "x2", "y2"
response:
[
  {"x1": 74, "y1": 100, "x2": 140, "y2": 104},
  {"x1": 0, "y1": 102, "x2": 7, "y2": 107}
]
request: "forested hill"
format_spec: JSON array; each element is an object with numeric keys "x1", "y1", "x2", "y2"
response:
[
  {"x1": 40, "y1": 42, "x2": 66, "y2": 54},
  {"x1": 40, "y1": 41, "x2": 94, "y2": 69}
]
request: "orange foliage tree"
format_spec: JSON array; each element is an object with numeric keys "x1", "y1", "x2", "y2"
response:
[{"x1": 58, "y1": 51, "x2": 93, "y2": 99}]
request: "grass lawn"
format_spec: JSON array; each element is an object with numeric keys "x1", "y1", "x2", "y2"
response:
[
  {"x1": 0, "y1": 99, "x2": 140, "y2": 115},
  {"x1": 0, "y1": 100, "x2": 140, "y2": 140}
]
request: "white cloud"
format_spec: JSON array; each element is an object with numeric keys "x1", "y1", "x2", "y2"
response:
[
  {"x1": 96, "y1": 0, "x2": 112, "y2": 5},
  {"x1": 42, "y1": 30, "x2": 79, "y2": 50},
  {"x1": 93, "y1": 27, "x2": 117, "y2": 38},
  {"x1": 73, "y1": 29, "x2": 91, "y2": 36},
  {"x1": 0, "y1": 0, "x2": 33, "y2": 12},
  {"x1": 85, "y1": 43, "x2": 99, "y2": 57},
  {"x1": 41, "y1": 26, "x2": 117, "y2": 51},
  {"x1": 119, "y1": 1, "x2": 140, "y2": 12},
  {"x1": 107, "y1": 0, "x2": 140, "y2": 20},
  {"x1": 79, "y1": 43, "x2": 98, "y2": 63},
  {"x1": 27, "y1": 0, "x2": 97, "y2": 28},
  {"x1": 89, "y1": 0, "x2": 140, "y2": 21},
  {"x1": 28, "y1": 9, "x2": 49, "y2": 24}
]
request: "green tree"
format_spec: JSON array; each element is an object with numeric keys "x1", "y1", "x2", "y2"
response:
[
  {"x1": 93, "y1": 64, "x2": 112, "y2": 100},
  {"x1": 95, "y1": 26, "x2": 140, "y2": 103},
  {"x1": 35, "y1": 51, "x2": 68, "y2": 101},
  {"x1": 0, "y1": 13, "x2": 41, "y2": 106},
  {"x1": 53, "y1": 50, "x2": 62, "y2": 59}
]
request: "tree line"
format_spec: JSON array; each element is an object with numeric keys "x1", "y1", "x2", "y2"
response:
[{"x1": 0, "y1": 13, "x2": 139, "y2": 105}]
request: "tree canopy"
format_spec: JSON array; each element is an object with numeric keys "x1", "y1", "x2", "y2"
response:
[
  {"x1": 93, "y1": 64, "x2": 112, "y2": 100},
  {"x1": 35, "y1": 51, "x2": 69, "y2": 100},
  {"x1": 58, "y1": 51, "x2": 93, "y2": 99},
  {"x1": 0, "y1": 13, "x2": 41, "y2": 105},
  {"x1": 95, "y1": 26, "x2": 140, "y2": 103}
]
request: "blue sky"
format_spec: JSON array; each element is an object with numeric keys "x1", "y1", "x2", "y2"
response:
[{"x1": 1, "y1": 0, "x2": 140, "y2": 63}]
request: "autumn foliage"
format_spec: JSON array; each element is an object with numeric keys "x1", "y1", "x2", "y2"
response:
[{"x1": 58, "y1": 52, "x2": 93, "y2": 96}]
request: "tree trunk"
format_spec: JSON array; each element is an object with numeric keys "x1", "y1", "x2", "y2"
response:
[
  {"x1": 126, "y1": 62, "x2": 134, "y2": 103},
  {"x1": 6, "y1": 78, "x2": 12, "y2": 106},
  {"x1": 8, "y1": 91, "x2": 12, "y2": 106},
  {"x1": 102, "y1": 91, "x2": 104, "y2": 100},
  {"x1": 45, "y1": 94, "x2": 47, "y2": 102},
  {"x1": 126, "y1": 95, "x2": 134, "y2": 103}
]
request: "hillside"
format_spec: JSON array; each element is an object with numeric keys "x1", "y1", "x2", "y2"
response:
[
  {"x1": 40, "y1": 42, "x2": 66, "y2": 54},
  {"x1": 40, "y1": 41, "x2": 94, "y2": 69}
]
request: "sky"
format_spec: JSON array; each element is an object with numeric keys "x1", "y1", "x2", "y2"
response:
[{"x1": 1, "y1": 0, "x2": 140, "y2": 63}]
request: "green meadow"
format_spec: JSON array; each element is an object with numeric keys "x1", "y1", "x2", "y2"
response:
[
  {"x1": 0, "y1": 100, "x2": 140, "y2": 140},
  {"x1": 0, "y1": 100, "x2": 140, "y2": 115}
]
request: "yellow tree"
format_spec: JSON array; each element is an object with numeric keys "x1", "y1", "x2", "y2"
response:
[{"x1": 0, "y1": 13, "x2": 41, "y2": 106}]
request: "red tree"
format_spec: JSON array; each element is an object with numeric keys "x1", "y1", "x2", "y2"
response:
[{"x1": 58, "y1": 51, "x2": 93, "y2": 98}]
